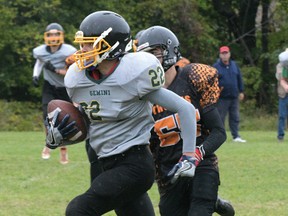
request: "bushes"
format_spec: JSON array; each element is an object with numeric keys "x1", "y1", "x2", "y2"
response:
[
  {"x1": 240, "y1": 103, "x2": 277, "y2": 131},
  {"x1": 0, "y1": 100, "x2": 43, "y2": 131}
]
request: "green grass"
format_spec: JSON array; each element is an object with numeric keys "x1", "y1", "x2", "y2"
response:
[{"x1": 1, "y1": 131, "x2": 288, "y2": 216}]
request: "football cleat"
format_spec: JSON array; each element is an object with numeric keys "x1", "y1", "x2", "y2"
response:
[{"x1": 215, "y1": 196, "x2": 235, "y2": 216}]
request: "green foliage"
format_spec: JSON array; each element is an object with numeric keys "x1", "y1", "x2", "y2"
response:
[
  {"x1": 0, "y1": 100, "x2": 43, "y2": 131},
  {"x1": 241, "y1": 65, "x2": 262, "y2": 100},
  {"x1": 0, "y1": 0, "x2": 286, "y2": 112},
  {"x1": 240, "y1": 102, "x2": 278, "y2": 131}
]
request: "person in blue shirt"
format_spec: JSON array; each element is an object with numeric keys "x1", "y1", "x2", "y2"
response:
[{"x1": 213, "y1": 46, "x2": 246, "y2": 143}]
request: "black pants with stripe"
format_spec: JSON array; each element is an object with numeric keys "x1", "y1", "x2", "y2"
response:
[{"x1": 66, "y1": 143, "x2": 156, "y2": 216}]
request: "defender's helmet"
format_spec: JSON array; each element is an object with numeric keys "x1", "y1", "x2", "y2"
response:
[
  {"x1": 133, "y1": 29, "x2": 145, "y2": 52},
  {"x1": 73, "y1": 11, "x2": 132, "y2": 69},
  {"x1": 44, "y1": 23, "x2": 64, "y2": 46},
  {"x1": 137, "y1": 26, "x2": 181, "y2": 71}
]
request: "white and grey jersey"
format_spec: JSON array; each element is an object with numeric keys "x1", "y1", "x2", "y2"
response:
[
  {"x1": 65, "y1": 52, "x2": 165, "y2": 158},
  {"x1": 33, "y1": 44, "x2": 77, "y2": 87}
]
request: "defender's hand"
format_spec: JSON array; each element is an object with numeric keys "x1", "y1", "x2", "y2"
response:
[
  {"x1": 167, "y1": 155, "x2": 196, "y2": 184},
  {"x1": 194, "y1": 145, "x2": 205, "y2": 166},
  {"x1": 45, "y1": 110, "x2": 77, "y2": 149}
]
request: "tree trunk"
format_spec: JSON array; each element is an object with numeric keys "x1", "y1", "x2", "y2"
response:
[{"x1": 259, "y1": 0, "x2": 271, "y2": 107}]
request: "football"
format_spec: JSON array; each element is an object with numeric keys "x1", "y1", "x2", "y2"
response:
[{"x1": 47, "y1": 99, "x2": 88, "y2": 143}]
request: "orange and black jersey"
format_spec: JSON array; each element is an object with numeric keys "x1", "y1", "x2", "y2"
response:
[{"x1": 150, "y1": 63, "x2": 226, "y2": 188}]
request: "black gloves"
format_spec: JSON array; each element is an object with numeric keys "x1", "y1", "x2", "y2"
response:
[
  {"x1": 167, "y1": 155, "x2": 196, "y2": 184},
  {"x1": 45, "y1": 110, "x2": 77, "y2": 149},
  {"x1": 44, "y1": 61, "x2": 57, "y2": 73},
  {"x1": 32, "y1": 76, "x2": 39, "y2": 87}
]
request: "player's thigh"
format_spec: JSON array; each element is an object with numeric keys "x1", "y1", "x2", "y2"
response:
[
  {"x1": 115, "y1": 192, "x2": 155, "y2": 216},
  {"x1": 67, "y1": 157, "x2": 155, "y2": 215},
  {"x1": 159, "y1": 180, "x2": 190, "y2": 216},
  {"x1": 66, "y1": 146, "x2": 155, "y2": 215},
  {"x1": 93, "y1": 149, "x2": 155, "y2": 200},
  {"x1": 189, "y1": 169, "x2": 219, "y2": 216},
  {"x1": 92, "y1": 147, "x2": 155, "y2": 208}
]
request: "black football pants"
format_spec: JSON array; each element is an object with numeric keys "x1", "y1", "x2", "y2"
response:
[
  {"x1": 66, "y1": 143, "x2": 156, "y2": 216},
  {"x1": 42, "y1": 80, "x2": 71, "y2": 121},
  {"x1": 159, "y1": 168, "x2": 219, "y2": 216}
]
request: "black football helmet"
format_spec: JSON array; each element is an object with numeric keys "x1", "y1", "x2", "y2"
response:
[
  {"x1": 44, "y1": 23, "x2": 64, "y2": 46},
  {"x1": 137, "y1": 26, "x2": 181, "y2": 71},
  {"x1": 73, "y1": 11, "x2": 132, "y2": 69}
]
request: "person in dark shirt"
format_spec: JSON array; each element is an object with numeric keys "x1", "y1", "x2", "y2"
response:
[
  {"x1": 213, "y1": 46, "x2": 246, "y2": 143},
  {"x1": 137, "y1": 26, "x2": 235, "y2": 216}
]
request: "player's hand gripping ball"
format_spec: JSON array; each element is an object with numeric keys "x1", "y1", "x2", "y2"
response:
[{"x1": 46, "y1": 100, "x2": 88, "y2": 148}]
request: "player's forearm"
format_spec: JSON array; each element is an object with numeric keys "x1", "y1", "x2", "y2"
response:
[
  {"x1": 201, "y1": 107, "x2": 226, "y2": 155},
  {"x1": 33, "y1": 59, "x2": 44, "y2": 77}
]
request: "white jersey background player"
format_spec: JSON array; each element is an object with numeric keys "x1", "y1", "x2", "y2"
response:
[
  {"x1": 32, "y1": 23, "x2": 77, "y2": 164},
  {"x1": 45, "y1": 11, "x2": 198, "y2": 216}
]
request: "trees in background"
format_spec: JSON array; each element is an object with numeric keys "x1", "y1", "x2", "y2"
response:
[{"x1": 0, "y1": 0, "x2": 287, "y2": 112}]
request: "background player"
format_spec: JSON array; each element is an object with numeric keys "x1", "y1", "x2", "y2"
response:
[
  {"x1": 137, "y1": 26, "x2": 235, "y2": 216},
  {"x1": 45, "y1": 11, "x2": 199, "y2": 216},
  {"x1": 32, "y1": 23, "x2": 77, "y2": 164}
]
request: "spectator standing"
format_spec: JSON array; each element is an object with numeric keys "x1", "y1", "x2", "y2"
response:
[
  {"x1": 32, "y1": 23, "x2": 77, "y2": 164},
  {"x1": 277, "y1": 49, "x2": 288, "y2": 141},
  {"x1": 213, "y1": 46, "x2": 246, "y2": 143}
]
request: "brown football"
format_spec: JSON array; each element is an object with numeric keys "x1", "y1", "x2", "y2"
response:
[{"x1": 47, "y1": 99, "x2": 87, "y2": 142}]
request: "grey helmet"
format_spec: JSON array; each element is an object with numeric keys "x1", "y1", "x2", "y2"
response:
[
  {"x1": 137, "y1": 26, "x2": 181, "y2": 71},
  {"x1": 44, "y1": 23, "x2": 64, "y2": 46}
]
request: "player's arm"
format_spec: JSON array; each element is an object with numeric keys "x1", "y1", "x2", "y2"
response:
[
  {"x1": 33, "y1": 59, "x2": 44, "y2": 77},
  {"x1": 200, "y1": 107, "x2": 226, "y2": 155},
  {"x1": 144, "y1": 88, "x2": 197, "y2": 154},
  {"x1": 32, "y1": 59, "x2": 44, "y2": 87},
  {"x1": 188, "y1": 64, "x2": 226, "y2": 158},
  {"x1": 44, "y1": 61, "x2": 68, "y2": 76},
  {"x1": 144, "y1": 88, "x2": 197, "y2": 183}
]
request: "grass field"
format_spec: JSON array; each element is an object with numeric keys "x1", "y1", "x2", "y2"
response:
[{"x1": 1, "y1": 131, "x2": 288, "y2": 216}]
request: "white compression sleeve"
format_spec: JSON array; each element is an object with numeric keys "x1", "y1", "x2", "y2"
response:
[
  {"x1": 144, "y1": 88, "x2": 197, "y2": 153},
  {"x1": 33, "y1": 59, "x2": 44, "y2": 77}
]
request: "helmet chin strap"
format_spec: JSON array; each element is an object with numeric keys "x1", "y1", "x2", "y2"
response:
[{"x1": 96, "y1": 41, "x2": 120, "y2": 64}]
